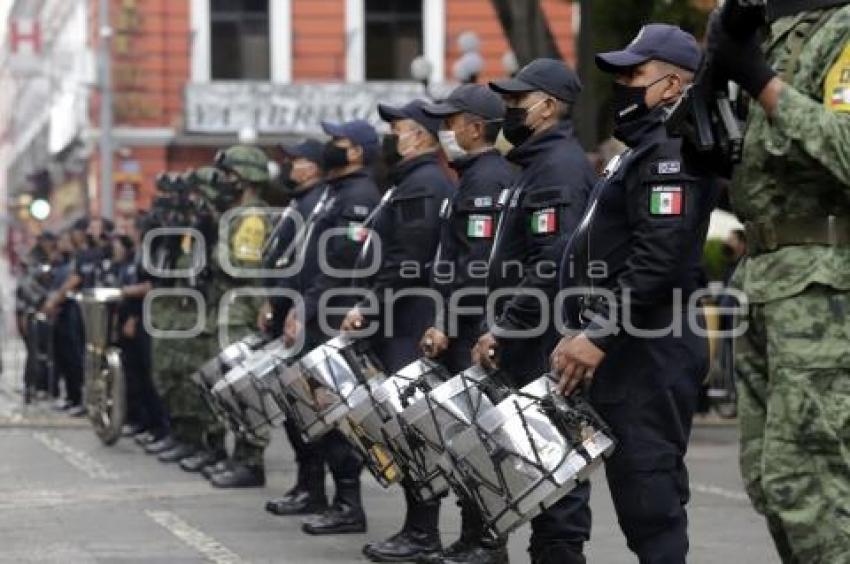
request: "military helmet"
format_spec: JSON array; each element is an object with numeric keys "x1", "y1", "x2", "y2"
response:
[{"x1": 214, "y1": 145, "x2": 271, "y2": 184}]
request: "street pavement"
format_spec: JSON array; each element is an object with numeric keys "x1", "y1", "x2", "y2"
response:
[{"x1": 0, "y1": 365, "x2": 779, "y2": 563}]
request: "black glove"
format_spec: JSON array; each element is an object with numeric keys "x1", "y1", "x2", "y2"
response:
[{"x1": 708, "y1": 10, "x2": 777, "y2": 98}]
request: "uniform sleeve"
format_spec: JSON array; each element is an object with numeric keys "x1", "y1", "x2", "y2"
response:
[
  {"x1": 303, "y1": 198, "x2": 372, "y2": 323},
  {"x1": 584, "y1": 160, "x2": 709, "y2": 352},
  {"x1": 356, "y1": 187, "x2": 445, "y2": 318},
  {"x1": 497, "y1": 185, "x2": 584, "y2": 333}
]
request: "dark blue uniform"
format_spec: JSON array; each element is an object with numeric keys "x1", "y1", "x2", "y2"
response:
[
  {"x1": 353, "y1": 151, "x2": 455, "y2": 545},
  {"x1": 298, "y1": 168, "x2": 381, "y2": 522},
  {"x1": 560, "y1": 108, "x2": 714, "y2": 562},
  {"x1": 118, "y1": 253, "x2": 169, "y2": 438},
  {"x1": 433, "y1": 149, "x2": 515, "y2": 373},
  {"x1": 485, "y1": 121, "x2": 596, "y2": 561},
  {"x1": 266, "y1": 181, "x2": 329, "y2": 335}
]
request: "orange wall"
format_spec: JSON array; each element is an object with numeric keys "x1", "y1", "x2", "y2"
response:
[{"x1": 291, "y1": 0, "x2": 347, "y2": 81}]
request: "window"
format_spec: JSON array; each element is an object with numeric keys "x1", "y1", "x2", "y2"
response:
[
  {"x1": 210, "y1": 0, "x2": 270, "y2": 80},
  {"x1": 365, "y1": 0, "x2": 423, "y2": 80}
]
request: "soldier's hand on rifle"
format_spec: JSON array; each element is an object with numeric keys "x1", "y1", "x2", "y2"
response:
[
  {"x1": 707, "y1": 8, "x2": 776, "y2": 100},
  {"x1": 472, "y1": 332, "x2": 499, "y2": 370},
  {"x1": 283, "y1": 309, "x2": 302, "y2": 347},
  {"x1": 340, "y1": 308, "x2": 365, "y2": 333},
  {"x1": 551, "y1": 333, "x2": 605, "y2": 396},
  {"x1": 420, "y1": 327, "x2": 449, "y2": 358}
]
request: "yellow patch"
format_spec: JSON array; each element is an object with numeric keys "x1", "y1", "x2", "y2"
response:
[
  {"x1": 180, "y1": 233, "x2": 193, "y2": 254},
  {"x1": 824, "y1": 42, "x2": 850, "y2": 112},
  {"x1": 231, "y1": 215, "x2": 266, "y2": 262}
]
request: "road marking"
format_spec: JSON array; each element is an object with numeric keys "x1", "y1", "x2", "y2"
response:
[
  {"x1": 31, "y1": 431, "x2": 119, "y2": 480},
  {"x1": 0, "y1": 482, "x2": 229, "y2": 511},
  {"x1": 146, "y1": 510, "x2": 245, "y2": 564},
  {"x1": 692, "y1": 482, "x2": 750, "y2": 502}
]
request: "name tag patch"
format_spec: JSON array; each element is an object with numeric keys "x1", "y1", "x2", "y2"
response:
[
  {"x1": 649, "y1": 186, "x2": 683, "y2": 216},
  {"x1": 655, "y1": 160, "x2": 681, "y2": 175},
  {"x1": 530, "y1": 208, "x2": 557, "y2": 235},
  {"x1": 467, "y1": 214, "x2": 493, "y2": 238}
]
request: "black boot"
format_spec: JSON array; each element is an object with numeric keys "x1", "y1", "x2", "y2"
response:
[
  {"x1": 157, "y1": 442, "x2": 197, "y2": 463},
  {"x1": 202, "y1": 459, "x2": 231, "y2": 480},
  {"x1": 180, "y1": 450, "x2": 225, "y2": 473},
  {"x1": 209, "y1": 463, "x2": 265, "y2": 488},
  {"x1": 364, "y1": 489, "x2": 441, "y2": 562},
  {"x1": 267, "y1": 461, "x2": 328, "y2": 516},
  {"x1": 301, "y1": 478, "x2": 366, "y2": 535},
  {"x1": 144, "y1": 435, "x2": 177, "y2": 454},
  {"x1": 419, "y1": 497, "x2": 506, "y2": 563}
]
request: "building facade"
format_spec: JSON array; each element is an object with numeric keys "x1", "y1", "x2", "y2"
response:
[{"x1": 1, "y1": 0, "x2": 577, "y2": 230}]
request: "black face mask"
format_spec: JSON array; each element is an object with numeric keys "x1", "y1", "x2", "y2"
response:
[
  {"x1": 502, "y1": 106, "x2": 534, "y2": 147},
  {"x1": 323, "y1": 142, "x2": 349, "y2": 170},
  {"x1": 382, "y1": 134, "x2": 403, "y2": 167},
  {"x1": 612, "y1": 74, "x2": 672, "y2": 126}
]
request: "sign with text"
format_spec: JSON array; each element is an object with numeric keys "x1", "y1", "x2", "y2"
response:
[{"x1": 185, "y1": 82, "x2": 450, "y2": 136}]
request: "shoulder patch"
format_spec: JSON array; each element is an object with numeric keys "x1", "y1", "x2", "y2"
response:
[
  {"x1": 649, "y1": 186, "x2": 683, "y2": 216},
  {"x1": 530, "y1": 208, "x2": 558, "y2": 235},
  {"x1": 232, "y1": 215, "x2": 267, "y2": 262},
  {"x1": 825, "y1": 42, "x2": 850, "y2": 112},
  {"x1": 654, "y1": 160, "x2": 681, "y2": 175},
  {"x1": 467, "y1": 214, "x2": 494, "y2": 239},
  {"x1": 473, "y1": 196, "x2": 493, "y2": 208}
]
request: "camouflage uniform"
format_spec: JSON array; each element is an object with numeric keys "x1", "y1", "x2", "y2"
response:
[
  {"x1": 731, "y1": 6, "x2": 850, "y2": 561},
  {"x1": 210, "y1": 189, "x2": 270, "y2": 467},
  {"x1": 150, "y1": 237, "x2": 224, "y2": 452}
]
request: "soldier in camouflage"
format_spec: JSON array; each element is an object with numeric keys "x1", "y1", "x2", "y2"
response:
[
  {"x1": 201, "y1": 145, "x2": 273, "y2": 488},
  {"x1": 710, "y1": 1, "x2": 850, "y2": 561}
]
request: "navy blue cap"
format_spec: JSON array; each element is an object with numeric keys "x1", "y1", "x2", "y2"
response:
[
  {"x1": 489, "y1": 58, "x2": 582, "y2": 103},
  {"x1": 377, "y1": 99, "x2": 442, "y2": 137},
  {"x1": 422, "y1": 84, "x2": 505, "y2": 120},
  {"x1": 321, "y1": 119, "x2": 379, "y2": 149},
  {"x1": 281, "y1": 139, "x2": 324, "y2": 168},
  {"x1": 596, "y1": 24, "x2": 702, "y2": 73}
]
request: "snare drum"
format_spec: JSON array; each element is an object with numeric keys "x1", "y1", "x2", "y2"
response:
[
  {"x1": 192, "y1": 333, "x2": 268, "y2": 394},
  {"x1": 404, "y1": 365, "x2": 501, "y2": 501},
  {"x1": 211, "y1": 339, "x2": 297, "y2": 437},
  {"x1": 345, "y1": 358, "x2": 448, "y2": 488},
  {"x1": 277, "y1": 336, "x2": 384, "y2": 441},
  {"x1": 444, "y1": 375, "x2": 615, "y2": 538}
]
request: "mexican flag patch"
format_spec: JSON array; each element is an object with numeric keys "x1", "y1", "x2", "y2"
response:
[
  {"x1": 347, "y1": 222, "x2": 369, "y2": 243},
  {"x1": 531, "y1": 208, "x2": 557, "y2": 235},
  {"x1": 467, "y1": 214, "x2": 493, "y2": 239},
  {"x1": 649, "y1": 186, "x2": 683, "y2": 216}
]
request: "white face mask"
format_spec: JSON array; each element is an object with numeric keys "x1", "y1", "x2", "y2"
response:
[{"x1": 438, "y1": 130, "x2": 468, "y2": 162}]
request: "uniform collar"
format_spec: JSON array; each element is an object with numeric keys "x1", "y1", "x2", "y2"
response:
[
  {"x1": 507, "y1": 120, "x2": 576, "y2": 167},
  {"x1": 613, "y1": 105, "x2": 668, "y2": 148},
  {"x1": 390, "y1": 151, "x2": 440, "y2": 184},
  {"x1": 450, "y1": 148, "x2": 499, "y2": 174},
  {"x1": 330, "y1": 167, "x2": 371, "y2": 187}
]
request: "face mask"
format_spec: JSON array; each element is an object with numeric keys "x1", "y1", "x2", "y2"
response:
[
  {"x1": 611, "y1": 74, "x2": 672, "y2": 125},
  {"x1": 382, "y1": 134, "x2": 403, "y2": 167},
  {"x1": 438, "y1": 130, "x2": 467, "y2": 162},
  {"x1": 323, "y1": 142, "x2": 349, "y2": 170},
  {"x1": 502, "y1": 98, "x2": 546, "y2": 147}
]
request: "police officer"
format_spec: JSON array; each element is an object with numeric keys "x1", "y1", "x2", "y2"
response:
[
  {"x1": 338, "y1": 99, "x2": 456, "y2": 563},
  {"x1": 418, "y1": 84, "x2": 515, "y2": 564},
  {"x1": 262, "y1": 140, "x2": 333, "y2": 516},
  {"x1": 469, "y1": 58, "x2": 595, "y2": 563},
  {"x1": 550, "y1": 26, "x2": 712, "y2": 563},
  {"x1": 708, "y1": 2, "x2": 850, "y2": 560},
  {"x1": 287, "y1": 120, "x2": 381, "y2": 535}
]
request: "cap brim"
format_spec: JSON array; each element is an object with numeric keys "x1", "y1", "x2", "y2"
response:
[
  {"x1": 488, "y1": 77, "x2": 536, "y2": 95},
  {"x1": 421, "y1": 100, "x2": 462, "y2": 118},
  {"x1": 595, "y1": 50, "x2": 649, "y2": 73},
  {"x1": 377, "y1": 103, "x2": 408, "y2": 123},
  {"x1": 320, "y1": 121, "x2": 350, "y2": 138},
  {"x1": 279, "y1": 144, "x2": 306, "y2": 159}
]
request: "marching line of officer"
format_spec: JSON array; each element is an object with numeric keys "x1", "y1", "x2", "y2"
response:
[
  {"x1": 471, "y1": 58, "x2": 596, "y2": 563},
  {"x1": 551, "y1": 25, "x2": 716, "y2": 564},
  {"x1": 419, "y1": 85, "x2": 515, "y2": 564}
]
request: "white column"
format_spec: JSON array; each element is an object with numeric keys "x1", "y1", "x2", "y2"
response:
[
  {"x1": 190, "y1": 0, "x2": 211, "y2": 82},
  {"x1": 270, "y1": 0, "x2": 292, "y2": 83},
  {"x1": 423, "y1": 0, "x2": 445, "y2": 82},
  {"x1": 345, "y1": 0, "x2": 365, "y2": 82}
]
